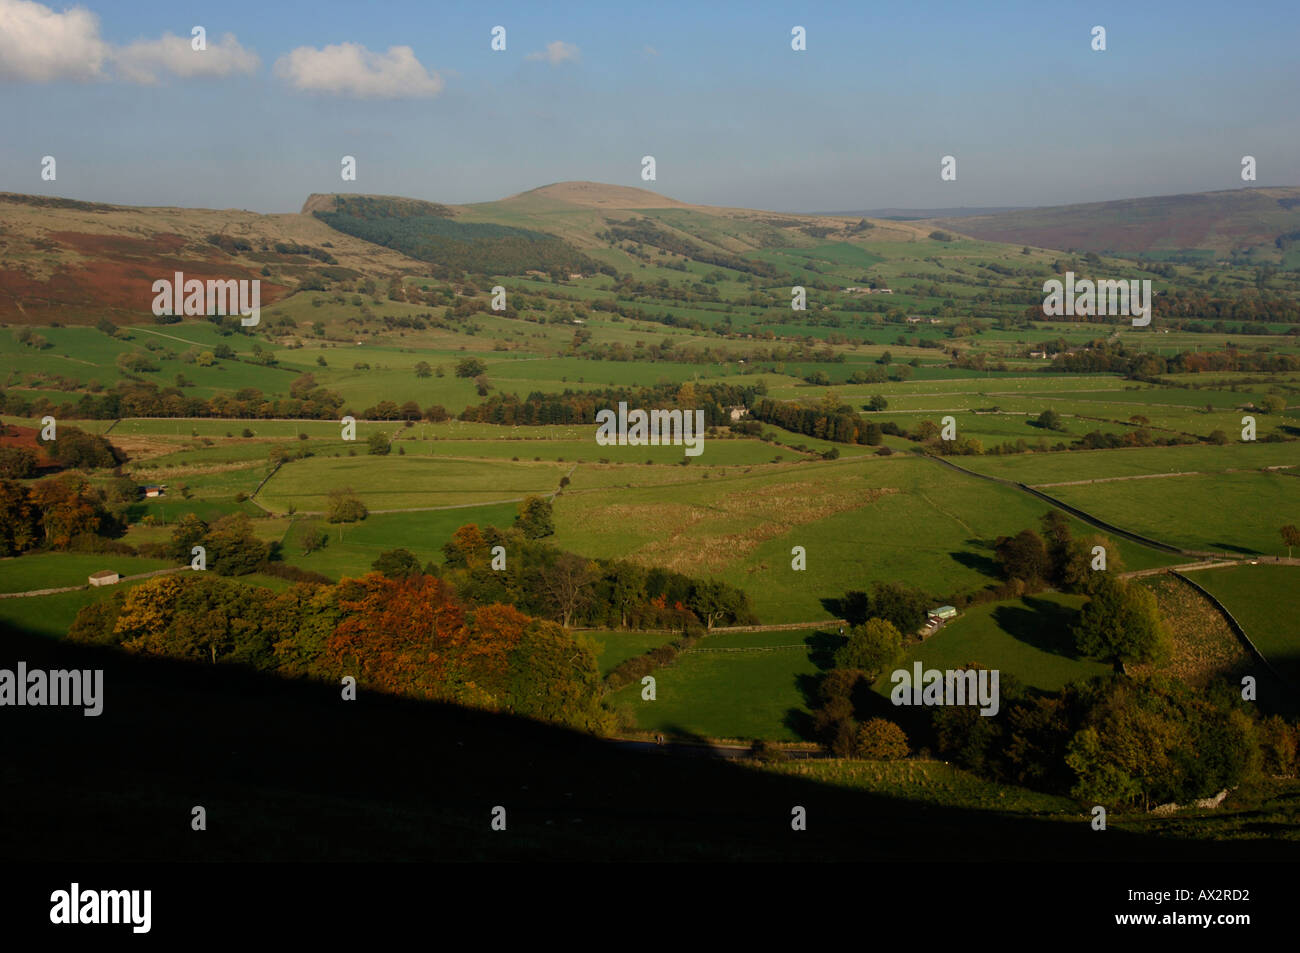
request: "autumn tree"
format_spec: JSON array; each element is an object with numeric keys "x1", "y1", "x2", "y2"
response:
[
  {"x1": 856, "y1": 718, "x2": 910, "y2": 760},
  {"x1": 1281, "y1": 524, "x2": 1300, "y2": 558},
  {"x1": 515, "y1": 495, "x2": 554, "y2": 539},
  {"x1": 326, "y1": 487, "x2": 368, "y2": 523}
]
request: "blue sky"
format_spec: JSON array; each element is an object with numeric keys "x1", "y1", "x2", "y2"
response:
[{"x1": 1, "y1": 0, "x2": 1297, "y2": 213}]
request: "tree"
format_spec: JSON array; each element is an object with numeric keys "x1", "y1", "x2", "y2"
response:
[
  {"x1": 834, "y1": 618, "x2": 902, "y2": 677},
  {"x1": 867, "y1": 581, "x2": 929, "y2": 636},
  {"x1": 326, "y1": 487, "x2": 368, "y2": 523},
  {"x1": 689, "y1": 579, "x2": 742, "y2": 630},
  {"x1": 607, "y1": 561, "x2": 647, "y2": 628},
  {"x1": 0, "y1": 446, "x2": 37, "y2": 479},
  {"x1": 1034, "y1": 408, "x2": 1064, "y2": 431},
  {"x1": 540, "y1": 553, "x2": 596, "y2": 627},
  {"x1": 994, "y1": 529, "x2": 1050, "y2": 584},
  {"x1": 1060, "y1": 534, "x2": 1124, "y2": 594},
  {"x1": 515, "y1": 495, "x2": 554, "y2": 539},
  {"x1": 1073, "y1": 577, "x2": 1165, "y2": 665},
  {"x1": 455, "y1": 357, "x2": 487, "y2": 378},
  {"x1": 1260, "y1": 395, "x2": 1286, "y2": 414},
  {"x1": 371, "y1": 548, "x2": 422, "y2": 578},
  {"x1": 296, "y1": 522, "x2": 328, "y2": 555},
  {"x1": 203, "y1": 513, "x2": 268, "y2": 576},
  {"x1": 0, "y1": 479, "x2": 40, "y2": 556},
  {"x1": 170, "y1": 513, "x2": 209, "y2": 562},
  {"x1": 865, "y1": 395, "x2": 888, "y2": 411},
  {"x1": 1281, "y1": 525, "x2": 1300, "y2": 558},
  {"x1": 856, "y1": 718, "x2": 909, "y2": 760},
  {"x1": 29, "y1": 475, "x2": 116, "y2": 549},
  {"x1": 367, "y1": 433, "x2": 391, "y2": 455},
  {"x1": 414, "y1": 361, "x2": 433, "y2": 378}
]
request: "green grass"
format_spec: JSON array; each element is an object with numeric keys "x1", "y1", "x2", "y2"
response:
[
  {"x1": 275, "y1": 503, "x2": 520, "y2": 579},
  {"x1": 0, "y1": 552, "x2": 174, "y2": 594},
  {"x1": 876, "y1": 593, "x2": 1112, "y2": 696},
  {"x1": 255, "y1": 454, "x2": 569, "y2": 514},
  {"x1": 554, "y1": 454, "x2": 1180, "y2": 623},
  {"x1": 1190, "y1": 565, "x2": 1300, "y2": 688},
  {"x1": 607, "y1": 629, "x2": 828, "y2": 741},
  {"x1": 1046, "y1": 470, "x2": 1297, "y2": 555},
  {"x1": 580, "y1": 629, "x2": 678, "y2": 677},
  {"x1": 764, "y1": 759, "x2": 1079, "y2": 814}
]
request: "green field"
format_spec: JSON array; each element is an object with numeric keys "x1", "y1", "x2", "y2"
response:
[
  {"x1": 255, "y1": 454, "x2": 569, "y2": 514},
  {"x1": 0, "y1": 552, "x2": 175, "y2": 594},
  {"x1": 876, "y1": 593, "x2": 1112, "y2": 696},
  {"x1": 1191, "y1": 565, "x2": 1300, "y2": 688},
  {"x1": 607, "y1": 628, "x2": 827, "y2": 741},
  {"x1": 554, "y1": 453, "x2": 1181, "y2": 623}
]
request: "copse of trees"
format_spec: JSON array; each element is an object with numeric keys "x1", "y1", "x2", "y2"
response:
[
  {"x1": 749, "y1": 396, "x2": 882, "y2": 446},
  {"x1": 167, "y1": 513, "x2": 269, "y2": 576},
  {"x1": 990, "y1": 511, "x2": 1124, "y2": 596},
  {"x1": 67, "y1": 571, "x2": 611, "y2": 733},
  {"x1": 436, "y1": 523, "x2": 755, "y2": 632},
  {"x1": 0, "y1": 379, "x2": 348, "y2": 422},
  {"x1": 458, "y1": 381, "x2": 761, "y2": 428},
  {"x1": 0, "y1": 474, "x2": 124, "y2": 556},
  {"x1": 835, "y1": 581, "x2": 931, "y2": 636}
]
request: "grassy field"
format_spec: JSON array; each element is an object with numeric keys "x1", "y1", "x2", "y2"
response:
[
  {"x1": 876, "y1": 592, "x2": 1112, "y2": 696},
  {"x1": 554, "y1": 453, "x2": 1181, "y2": 623},
  {"x1": 764, "y1": 759, "x2": 1080, "y2": 814},
  {"x1": 1045, "y1": 470, "x2": 1297, "y2": 555},
  {"x1": 606, "y1": 628, "x2": 828, "y2": 741},
  {"x1": 255, "y1": 454, "x2": 569, "y2": 514},
  {"x1": 274, "y1": 502, "x2": 520, "y2": 579},
  {"x1": 581, "y1": 629, "x2": 679, "y2": 677},
  {"x1": 0, "y1": 552, "x2": 174, "y2": 594},
  {"x1": 1190, "y1": 564, "x2": 1300, "y2": 689}
]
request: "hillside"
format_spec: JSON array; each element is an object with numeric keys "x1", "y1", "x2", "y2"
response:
[
  {"x1": 0, "y1": 193, "x2": 427, "y2": 325},
  {"x1": 922, "y1": 186, "x2": 1300, "y2": 261}
]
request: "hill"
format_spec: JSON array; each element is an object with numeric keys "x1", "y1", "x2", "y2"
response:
[
  {"x1": 0, "y1": 192, "x2": 427, "y2": 325},
  {"x1": 922, "y1": 186, "x2": 1300, "y2": 261}
]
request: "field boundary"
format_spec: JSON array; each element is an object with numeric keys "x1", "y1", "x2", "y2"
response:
[
  {"x1": 922, "y1": 453, "x2": 1219, "y2": 558},
  {"x1": 1170, "y1": 569, "x2": 1292, "y2": 689}
]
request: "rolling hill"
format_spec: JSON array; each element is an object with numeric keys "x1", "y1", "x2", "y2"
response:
[{"x1": 921, "y1": 186, "x2": 1300, "y2": 261}]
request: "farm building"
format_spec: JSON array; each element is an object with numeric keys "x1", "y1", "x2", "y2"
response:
[
  {"x1": 928, "y1": 605, "x2": 957, "y2": 621},
  {"x1": 727, "y1": 406, "x2": 749, "y2": 421},
  {"x1": 906, "y1": 316, "x2": 923, "y2": 324},
  {"x1": 140, "y1": 484, "x2": 166, "y2": 498},
  {"x1": 88, "y1": 570, "x2": 119, "y2": 587}
]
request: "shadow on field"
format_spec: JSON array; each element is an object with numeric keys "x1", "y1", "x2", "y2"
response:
[
  {"x1": 0, "y1": 621, "x2": 1290, "y2": 862},
  {"x1": 1209, "y1": 542, "x2": 1262, "y2": 556},
  {"x1": 993, "y1": 597, "x2": 1081, "y2": 658},
  {"x1": 950, "y1": 548, "x2": 1000, "y2": 578}
]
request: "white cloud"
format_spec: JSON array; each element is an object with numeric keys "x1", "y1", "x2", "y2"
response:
[
  {"x1": 526, "y1": 41, "x2": 579, "y2": 66},
  {"x1": 643, "y1": 45, "x2": 659, "y2": 58},
  {"x1": 0, "y1": 0, "x2": 110, "y2": 81},
  {"x1": 115, "y1": 31, "x2": 259, "y2": 85},
  {"x1": 273, "y1": 42, "x2": 442, "y2": 98}
]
